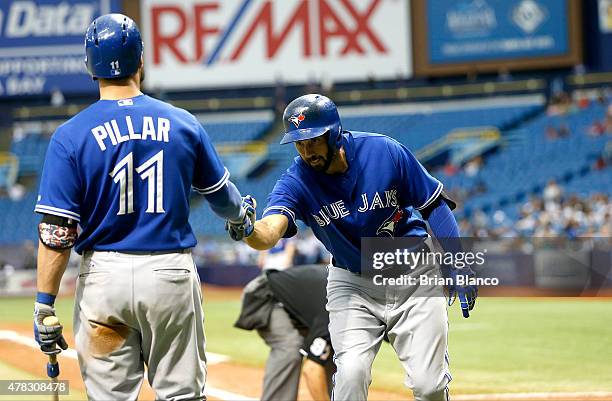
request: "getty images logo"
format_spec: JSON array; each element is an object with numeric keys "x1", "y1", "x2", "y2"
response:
[{"x1": 0, "y1": 1, "x2": 95, "y2": 38}]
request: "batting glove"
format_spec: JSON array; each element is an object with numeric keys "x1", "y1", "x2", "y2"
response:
[
  {"x1": 33, "y1": 293, "x2": 68, "y2": 355},
  {"x1": 226, "y1": 195, "x2": 257, "y2": 241},
  {"x1": 447, "y1": 268, "x2": 478, "y2": 318}
]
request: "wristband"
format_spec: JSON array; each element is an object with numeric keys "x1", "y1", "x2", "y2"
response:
[{"x1": 36, "y1": 292, "x2": 56, "y2": 306}]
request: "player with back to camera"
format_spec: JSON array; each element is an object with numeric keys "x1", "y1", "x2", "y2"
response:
[
  {"x1": 32, "y1": 13, "x2": 254, "y2": 400},
  {"x1": 226, "y1": 94, "x2": 477, "y2": 401}
]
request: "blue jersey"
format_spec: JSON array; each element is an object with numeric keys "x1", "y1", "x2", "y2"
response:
[
  {"x1": 35, "y1": 94, "x2": 228, "y2": 254},
  {"x1": 262, "y1": 132, "x2": 442, "y2": 273}
]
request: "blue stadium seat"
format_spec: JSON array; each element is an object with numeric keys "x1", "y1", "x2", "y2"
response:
[
  {"x1": 10, "y1": 134, "x2": 50, "y2": 175},
  {"x1": 444, "y1": 103, "x2": 610, "y2": 216},
  {"x1": 203, "y1": 121, "x2": 272, "y2": 142}
]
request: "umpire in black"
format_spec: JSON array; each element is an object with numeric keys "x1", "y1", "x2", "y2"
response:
[{"x1": 235, "y1": 265, "x2": 334, "y2": 401}]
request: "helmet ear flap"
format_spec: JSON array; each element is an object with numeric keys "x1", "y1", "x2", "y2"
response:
[{"x1": 326, "y1": 124, "x2": 343, "y2": 151}]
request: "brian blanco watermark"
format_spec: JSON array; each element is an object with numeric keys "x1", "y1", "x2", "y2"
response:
[{"x1": 372, "y1": 272, "x2": 499, "y2": 287}]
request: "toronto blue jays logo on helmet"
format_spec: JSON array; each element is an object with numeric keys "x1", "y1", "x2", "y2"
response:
[
  {"x1": 289, "y1": 112, "x2": 306, "y2": 128},
  {"x1": 376, "y1": 207, "x2": 405, "y2": 237}
]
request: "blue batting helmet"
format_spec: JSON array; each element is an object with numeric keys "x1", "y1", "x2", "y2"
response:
[
  {"x1": 85, "y1": 14, "x2": 143, "y2": 79},
  {"x1": 280, "y1": 94, "x2": 343, "y2": 150}
]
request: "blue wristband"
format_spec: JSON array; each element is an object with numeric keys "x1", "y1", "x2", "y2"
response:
[{"x1": 36, "y1": 292, "x2": 56, "y2": 306}]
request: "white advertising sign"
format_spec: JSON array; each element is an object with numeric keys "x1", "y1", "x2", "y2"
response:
[
  {"x1": 141, "y1": 0, "x2": 412, "y2": 89},
  {"x1": 600, "y1": 0, "x2": 612, "y2": 33}
]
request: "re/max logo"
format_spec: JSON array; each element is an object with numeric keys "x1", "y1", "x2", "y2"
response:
[{"x1": 149, "y1": 0, "x2": 388, "y2": 66}]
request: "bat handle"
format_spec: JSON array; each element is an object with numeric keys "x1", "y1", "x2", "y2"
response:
[{"x1": 47, "y1": 355, "x2": 59, "y2": 378}]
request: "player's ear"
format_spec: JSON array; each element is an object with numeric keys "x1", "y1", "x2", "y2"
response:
[{"x1": 138, "y1": 57, "x2": 145, "y2": 84}]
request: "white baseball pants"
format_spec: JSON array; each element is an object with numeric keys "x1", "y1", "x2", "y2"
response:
[
  {"x1": 326, "y1": 265, "x2": 451, "y2": 401},
  {"x1": 74, "y1": 250, "x2": 207, "y2": 401}
]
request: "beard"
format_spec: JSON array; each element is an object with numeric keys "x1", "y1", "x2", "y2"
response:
[
  {"x1": 306, "y1": 146, "x2": 336, "y2": 173},
  {"x1": 306, "y1": 155, "x2": 328, "y2": 171}
]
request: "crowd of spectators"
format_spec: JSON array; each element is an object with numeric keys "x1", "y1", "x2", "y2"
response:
[{"x1": 460, "y1": 181, "x2": 611, "y2": 238}]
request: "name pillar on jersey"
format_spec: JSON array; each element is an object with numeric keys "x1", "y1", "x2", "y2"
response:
[{"x1": 91, "y1": 116, "x2": 171, "y2": 151}]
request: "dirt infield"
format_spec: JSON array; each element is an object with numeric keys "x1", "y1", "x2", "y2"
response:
[
  {"x1": 2, "y1": 323, "x2": 612, "y2": 401},
  {"x1": 0, "y1": 324, "x2": 409, "y2": 401},
  {"x1": 202, "y1": 286, "x2": 244, "y2": 301}
]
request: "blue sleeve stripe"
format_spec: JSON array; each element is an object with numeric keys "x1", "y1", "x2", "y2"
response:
[
  {"x1": 262, "y1": 206, "x2": 296, "y2": 224},
  {"x1": 414, "y1": 181, "x2": 443, "y2": 211},
  {"x1": 193, "y1": 168, "x2": 230, "y2": 195},
  {"x1": 34, "y1": 205, "x2": 81, "y2": 221}
]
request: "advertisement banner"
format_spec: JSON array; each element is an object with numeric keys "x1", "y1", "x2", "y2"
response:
[
  {"x1": 599, "y1": 0, "x2": 612, "y2": 33},
  {"x1": 141, "y1": 0, "x2": 412, "y2": 90},
  {"x1": 427, "y1": 0, "x2": 569, "y2": 64},
  {"x1": 0, "y1": 0, "x2": 121, "y2": 97}
]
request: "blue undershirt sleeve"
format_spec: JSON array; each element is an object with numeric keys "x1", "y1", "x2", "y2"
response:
[
  {"x1": 204, "y1": 180, "x2": 244, "y2": 222},
  {"x1": 426, "y1": 201, "x2": 462, "y2": 255}
]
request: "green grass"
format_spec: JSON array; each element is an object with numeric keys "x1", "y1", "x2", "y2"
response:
[
  {"x1": 203, "y1": 299, "x2": 269, "y2": 366},
  {"x1": 0, "y1": 297, "x2": 76, "y2": 329},
  {"x1": 1, "y1": 296, "x2": 611, "y2": 394},
  {"x1": 371, "y1": 298, "x2": 612, "y2": 393}
]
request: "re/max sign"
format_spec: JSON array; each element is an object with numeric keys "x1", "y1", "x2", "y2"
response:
[{"x1": 149, "y1": 0, "x2": 389, "y2": 65}]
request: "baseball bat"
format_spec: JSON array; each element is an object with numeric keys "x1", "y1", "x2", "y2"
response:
[{"x1": 43, "y1": 316, "x2": 60, "y2": 401}]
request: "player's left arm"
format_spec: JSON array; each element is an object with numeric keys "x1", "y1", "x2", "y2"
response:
[
  {"x1": 388, "y1": 137, "x2": 463, "y2": 249},
  {"x1": 419, "y1": 193, "x2": 460, "y2": 247},
  {"x1": 389, "y1": 139, "x2": 476, "y2": 316},
  {"x1": 422, "y1": 198, "x2": 478, "y2": 317}
]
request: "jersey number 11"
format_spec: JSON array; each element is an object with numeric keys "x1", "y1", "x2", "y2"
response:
[{"x1": 109, "y1": 150, "x2": 165, "y2": 215}]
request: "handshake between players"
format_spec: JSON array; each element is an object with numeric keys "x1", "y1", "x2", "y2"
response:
[
  {"x1": 225, "y1": 195, "x2": 257, "y2": 241},
  {"x1": 225, "y1": 193, "x2": 477, "y2": 320}
]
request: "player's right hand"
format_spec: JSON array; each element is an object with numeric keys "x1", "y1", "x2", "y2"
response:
[
  {"x1": 33, "y1": 301, "x2": 68, "y2": 355},
  {"x1": 226, "y1": 195, "x2": 257, "y2": 241}
]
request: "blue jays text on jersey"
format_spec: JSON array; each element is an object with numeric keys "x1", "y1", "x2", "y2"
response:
[
  {"x1": 35, "y1": 94, "x2": 229, "y2": 254},
  {"x1": 262, "y1": 132, "x2": 443, "y2": 273}
]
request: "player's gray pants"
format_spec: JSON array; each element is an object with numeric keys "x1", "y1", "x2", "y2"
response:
[
  {"x1": 257, "y1": 304, "x2": 303, "y2": 401},
  {"x1": 327, "y1": 265, "x2": 451, "y2": 401},
  {"x1": 74, "y1": 251, "x2": 207, "y2": 401}
]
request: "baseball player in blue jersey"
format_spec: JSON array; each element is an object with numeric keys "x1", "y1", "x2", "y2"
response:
[
  {"x1": 231, "y1": 94, "x2": 477, "y2": 401},
  {"x1": 33, "y1": 14, "x2": 254, "y2": 400}
]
